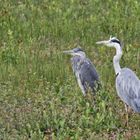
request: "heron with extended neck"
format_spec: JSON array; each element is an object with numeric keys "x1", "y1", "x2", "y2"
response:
[{"x1": 96, "y1": 37, "x2": 140, "y2": 125}]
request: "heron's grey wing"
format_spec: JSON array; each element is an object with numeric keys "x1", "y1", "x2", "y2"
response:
[
  {"x1": 79, "y1": 58, "x2": 99, "y2": 92},
  {"x1": 116, "y1": 68, "x2": 140, "y2": 112},
  {"x1": 71, "y1": 57, "x2": 87, "y2": 95}
]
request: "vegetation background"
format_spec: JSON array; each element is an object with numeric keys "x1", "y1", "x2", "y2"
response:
[{"x1": 0, "y1": 0, "x2": 140, "y2": 139}]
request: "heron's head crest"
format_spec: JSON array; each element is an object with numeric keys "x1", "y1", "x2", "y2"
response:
[
  {"x1": 109, "y1": 37, "x2": 121, "y2": 46},
  {"x1": 73, "y1": 47, "x2": 84, "y2": 53}
]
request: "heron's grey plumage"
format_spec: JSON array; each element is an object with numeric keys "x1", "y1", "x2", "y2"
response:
[
  {"x1": 64, "y1": 48, "x2": 99, "y2": 96},
  {"x1": 96, "y1": 37, "x2": 140, "y2": 113},
  {"x1": 116, "y1": 68, "x2": 140, "y2": 112},
  {"x1": 71, "y1": 56, "x2": 99, "y2": 95}
]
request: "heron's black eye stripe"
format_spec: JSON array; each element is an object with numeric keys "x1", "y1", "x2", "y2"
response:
[
  {"x1": 111, "y1": 39, "x2": 121, "y2": 45},
  {"x1": 74, "y1": 48, "x2": 83, "y2": 53}
]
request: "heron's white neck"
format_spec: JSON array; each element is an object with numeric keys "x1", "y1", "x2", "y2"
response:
[{"x1": 113, "y1": 44, "x2": 122, "y2": 75}]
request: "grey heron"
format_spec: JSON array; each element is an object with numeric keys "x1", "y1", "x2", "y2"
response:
[
  {"x1": 63, "y1": 48, "x2": 99, "y2": 96},
  {"x1": 96, "y1": 37, "x2": 140, "y2": 124}
]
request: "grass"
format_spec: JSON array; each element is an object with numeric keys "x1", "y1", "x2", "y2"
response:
[{"x1": 0, "y1": 0, "x2": 140, "y2": 139}]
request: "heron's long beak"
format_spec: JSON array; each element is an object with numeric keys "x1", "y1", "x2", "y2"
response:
[
  {"x1": 96, "y1": 40, "x2": 110, "y2": 45},
  {"x1": 63, "y1": 50, "x2": 74, "y2": 54}
]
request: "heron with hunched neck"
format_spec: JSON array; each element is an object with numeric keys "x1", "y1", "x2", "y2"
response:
[{"x1": 63, "y1": 48, "x2": 100, "y2": 96}]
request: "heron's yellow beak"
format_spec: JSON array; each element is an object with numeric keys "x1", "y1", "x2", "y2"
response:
[
  {"x1": 63, "y1": 50, "x2": 74, "y2": 54},
  {"x1": 96, "y1": 40, "x2": 110, "y2": 45}
]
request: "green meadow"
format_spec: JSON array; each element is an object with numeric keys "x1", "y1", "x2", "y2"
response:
[{"x1": 0, "y1": 0, "x2": 140, "y2": 139}]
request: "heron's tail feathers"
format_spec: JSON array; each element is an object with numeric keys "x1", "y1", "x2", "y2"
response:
[{"x1": 133, "y1": 99, "x2": 140, "y2": 113}]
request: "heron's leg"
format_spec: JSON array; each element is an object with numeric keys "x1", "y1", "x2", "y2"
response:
[
  {"x1": 92, "y1": 95, "x2": 97, "y2": 108},
  {"x1": 124, "y1": 103, "x2": 129, "y2": 127}
]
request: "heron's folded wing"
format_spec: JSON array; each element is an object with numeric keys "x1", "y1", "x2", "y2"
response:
[
  {"x1": 116, "y1": 68, "x2": 140, "y2": 109},
  {"x1": 79, "y1": 59, "x2": 99, "y2": 90}
]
